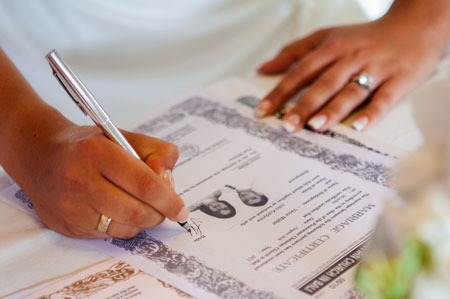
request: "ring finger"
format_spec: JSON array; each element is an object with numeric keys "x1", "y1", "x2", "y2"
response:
[
  {"x1": 58, "y1": 205, "x2": 143, "y2": 239},
  {"x1": 306, "y1": 66, "x2": 386, "y2": 131},
  {"x1": 91, "y1": 216, "x2": 143, "y2": 239},
  {"x1": 279, "y1": 58, "x2": 362, "y2": 132},
  {"x1": 89, "y1": 179, "x2": 165, "y2": 228}
]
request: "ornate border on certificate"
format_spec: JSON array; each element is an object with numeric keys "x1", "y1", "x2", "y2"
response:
[
  {"x1": 14, "y1": 189, "x2": 33, "y2": 209},
  {"x1": 37, "y1": 261, "x2": 139, "y2": 299},
  {"x1": 236, "y1": 95, "x2": 396, "y2": 159},
  {"x1": 108, "y1": 231, "x2": 278, "y2": 299},
  {"x1": 135, "y1": 97, "x2": 389, "y2": 186}
]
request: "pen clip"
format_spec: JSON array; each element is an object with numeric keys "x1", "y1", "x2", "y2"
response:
[{"x1": 53, "y1": 71, "x2": 88, "y2": 116}]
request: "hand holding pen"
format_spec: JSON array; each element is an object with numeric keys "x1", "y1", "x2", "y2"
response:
[
  {"x1": 0, "y1": 48, "x2": 190, "y2": 238},
  {"x1": 45, "y1": 50, "x2": 192, "y2": 237}
]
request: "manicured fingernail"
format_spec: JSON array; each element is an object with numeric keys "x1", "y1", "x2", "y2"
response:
[
  {"x1": 352, "y1": 116, "x2": 369, "y2": 131},
  {"x1": 176, "y1": 206, "x2": 189, "y2": 222},
  {"x1": 282, "y1": 114, "x2": 300, "y2": 133},
  {"x1": 255, "y1": 100, "x2": 272, "y2": 118},
  {"x1": 308, "y1": 115, "x2": 327, "y2": 130},
  {"x1": 162, "y1": 169, "x2": 175, "y2": 189}
]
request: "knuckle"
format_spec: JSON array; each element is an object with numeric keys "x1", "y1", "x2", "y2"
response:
[
  {"x1": 292, "y1": 101, "x2": 315, "y2": 118},
  {"x1": 332, "y1": 106, "x2": 348, "y2": 118},
  {"x1": 61, "y1": 167, "x2": 84, "y2": 192},
  {"x1": 324, "y1": 39, "x2": 342, "y2": 52},
  {"x1": 325, "y1": 103, "x2": 345, "y2": 119},
  {"x1": 287, "y1": 67, "x2": 302, "y2": 80},
  {"x1": 345, "y1": 84, "x2": 365, "y2": 98},
  {"x1": 314, "y1": 76, "x2": 336, "y2": 92},
  {"x1": 129, "y1": 207, "x2": 149, "y2": 227},
  {"x1": 136, "y1": 173, "x2": 156, "y2": 197},
  {"x1": 350, "y1": 48, "x2": 368, "y2": 61},
  {"x1": 77, "y1": 136, "x2": 101, "y2": 158},
  {"x1": 284, "y1": 65, "x2": 307, "y2": 84}
]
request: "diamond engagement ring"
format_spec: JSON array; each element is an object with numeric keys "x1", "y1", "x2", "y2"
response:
[
  {"x1": 351, "y1": 73, "x2": 374, "y2": 91},
  {"x1": 97, "y1": 214, "x2": 112, "y2": 234}
]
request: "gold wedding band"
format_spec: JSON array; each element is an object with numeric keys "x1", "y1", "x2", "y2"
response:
[{"x1": 97, "y1": 214, "x2": 112, "y2": 234}]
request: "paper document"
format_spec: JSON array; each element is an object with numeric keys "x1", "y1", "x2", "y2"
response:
[
  {"x1": 16, "y1": 258, "x2": 190, "y2": 299},
  {"x1": 0, "y1": 90, "x2": 394, "y2": 298}
]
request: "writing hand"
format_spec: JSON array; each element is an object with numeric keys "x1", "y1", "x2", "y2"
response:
[{"x1": 23, "y1": 125, "x2": 186, "y2": 239}]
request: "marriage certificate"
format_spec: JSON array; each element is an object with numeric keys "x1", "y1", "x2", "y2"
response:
[{"x1": 1, "y1": 87, "x2": 394, "y2": 298}]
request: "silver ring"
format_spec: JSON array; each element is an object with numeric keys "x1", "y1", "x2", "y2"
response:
[
  {"x1": 97, "y1": 214, "x2": 112, "y2": 234},
  {"x1": 351, "y1": 73, "x2": 374, "y2": 91}
]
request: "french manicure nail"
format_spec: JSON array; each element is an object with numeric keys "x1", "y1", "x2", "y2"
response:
[
  {"x1": 162, "y1": 169, "x2": 175, "y2": 190},
  {"x1": 282, "y1": 114, "x2": 300, "y2": 133},
  {"x1": 254, "y1": 100, "x2": 272, "y2": 118},
  {"x1": 308, "y1": 115, "x2": 327, "y2": 130},
  {"x1": 176, "y1": 206, "x2": 189, "y2": 223},
  {"x1": 352, "y1": 116, "x2": 369, "y2": 131}
]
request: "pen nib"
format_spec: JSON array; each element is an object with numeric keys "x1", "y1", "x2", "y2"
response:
[{"x1": 178, "y1": 220, "x2": 192, "y2": 234}]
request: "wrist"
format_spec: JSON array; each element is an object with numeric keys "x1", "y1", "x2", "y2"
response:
[
  {"x1": 0, "y1": 99, "x2": 74, "y2": 182},
  {"x1": 0, "y1": 49, "x2": 75, "y2": 182},
  {"x1": 380, "y1": 0, "x2": 450, "y2": 46}
]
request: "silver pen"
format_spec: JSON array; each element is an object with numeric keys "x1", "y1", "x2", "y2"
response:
[{"x1": 46, "y1": 49, "x2": 191, "y2": 233}]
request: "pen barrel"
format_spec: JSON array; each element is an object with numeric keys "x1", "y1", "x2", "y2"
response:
[
  {"x1": 46, "y1": 50, "x2": 140, "y2": 161},
  {"x1": 46, "y1": 50, "x2": 105, "y2": 124},
  {"x1": 102, "y1": 120, "x2": 140, "y2": 160}
]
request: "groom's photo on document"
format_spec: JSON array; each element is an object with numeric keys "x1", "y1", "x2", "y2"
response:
[
  {"x1": 225, "y1": 185, "x2": 268, "y2": 207},
  {"x1": 188, "y1": 190, "x2": 236, "y2": 219}
]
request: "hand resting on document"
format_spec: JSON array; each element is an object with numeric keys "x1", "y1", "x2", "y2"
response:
[{"x1": 255, "y1": 0, "x2": 450, "y2": 133}]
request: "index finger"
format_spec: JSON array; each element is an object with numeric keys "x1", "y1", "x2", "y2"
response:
[
  {"x1": 122, "y1": 131, "x2": 180, "y2": 175},
  {"x1": 95, "y1": 138, "x2": 188, "y2": 223},
  {"x1": 255, "y1": 44, "x2": 339, "y2": 118}
]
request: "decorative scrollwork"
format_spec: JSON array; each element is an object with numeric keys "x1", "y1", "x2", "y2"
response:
[
  {"x1": 14, "y1": 189, "x2": 33, "y2": 209},
  {"x1": 135, "y1": 97, "x2": 390, "y2": 186},
  {"x1": 108, "y1": 231, "x2": 278, "y2": 299},
  {"x1": 37, "y1": 261, "x2": 140, "y2": 299}
]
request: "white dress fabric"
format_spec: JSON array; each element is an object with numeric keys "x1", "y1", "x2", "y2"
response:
[
  {"x1": 0, "y1": 0, "x2": 366, "y2": 296},
  {"x1": 0, "y1": 0, "x2": 365, "y2": 125}
]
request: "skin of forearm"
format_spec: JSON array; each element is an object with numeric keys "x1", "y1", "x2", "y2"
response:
[
  {"x1": 0, "y1": 49, "x2": 73, "y2": 184},
  {"x1": 384, "y1": 0, "x2": 450, "y2": 43}
]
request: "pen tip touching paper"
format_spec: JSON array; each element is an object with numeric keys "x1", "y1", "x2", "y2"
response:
[{"x1": 178, "y1": 220, "x2": 192, "y2": 235}]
